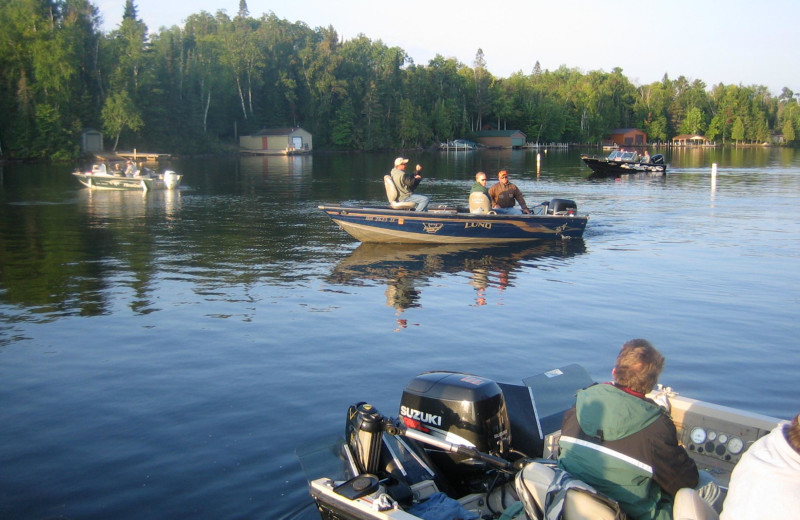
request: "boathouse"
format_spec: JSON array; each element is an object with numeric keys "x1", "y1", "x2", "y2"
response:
[
  {"x1": 671, "y1": 134, "x2": 711, "y2": 146},
  {"x1": 606, "y1": 128, "x2": 647, "y2": 147},
  {"x1": 240, "y1": 127, "x2": 312, "y2": 155},
  {"x1": 474, "y1": 130, "x2": 526, "y2": 149}
]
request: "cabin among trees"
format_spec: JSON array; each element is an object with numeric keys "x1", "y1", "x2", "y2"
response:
[
  {"x1": 474, "y1": 130, "x2": 526, "y2": 149},
  {"x1": 606, "y1": 128, "x2": 647, "y2": 147},
  {"x1": 671, "y1": 134, "x2": 712, "y2": 146},
  {"x1": 240, "y1": 127, "x2": 313, "y2": 155}
]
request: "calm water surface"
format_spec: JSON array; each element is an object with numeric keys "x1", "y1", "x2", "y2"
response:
[{"x1": 1, "y1": 148, "x2": 799, "y2": 519}]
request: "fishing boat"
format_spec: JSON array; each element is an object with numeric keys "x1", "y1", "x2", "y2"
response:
[
  {"x1": 581, "y1": 150, "x2": 667, "y2": 177},
  {"x1": 318, "y1": 204, "x2": 587, "y2": 244},
  {"x1": 297, "y1": 364, "x2": 785, "y2": 520},
  {"x1": 73, "y1": 163, "x2": 182, "y2": 191},
  {"x1": 320, "y1": 175, "x2": 587, "y2": 244}
]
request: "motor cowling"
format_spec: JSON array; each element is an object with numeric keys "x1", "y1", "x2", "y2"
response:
[
  {"x1": 548, "y1": 198, "x2": 577, "y2": 215},
  {"x1": 399, "y1": 372, "x2": 511, "y2": 493}
]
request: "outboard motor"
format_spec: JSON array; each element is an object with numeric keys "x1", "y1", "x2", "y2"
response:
[
  {"x1": 399, "y1": 372, "x2": 511, "y2": 493},
  {"x1": 547, "y1": 198, "x2": 577, "y2": 216},
  {"x1": 651, "y1": 154, "x2": 665, "y2": 165},
  {"x1": 346, "y1": 402, "x2": 384, "y2": 475}
]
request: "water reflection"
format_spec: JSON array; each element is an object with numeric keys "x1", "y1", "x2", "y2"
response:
[
  {"x1": 328, "y1": 240, "x2": 587, "y2": 317},
  {"x1": 83, "y1": 187, "x2": 182, "y2": 222}
]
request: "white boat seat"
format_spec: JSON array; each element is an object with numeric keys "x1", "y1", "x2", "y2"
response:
[
  {"x1": 383, "y1": 175, "x2": 417, "y2": 210},
  {"x1": 468, "y1": 191, "x2": 491, "y2": 214},
  {"x1": 515, "y1": 461, "x2": 626, "y2": 520}
]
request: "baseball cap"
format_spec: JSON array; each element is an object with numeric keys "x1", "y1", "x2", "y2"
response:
[{"x1": 394, "y1": 157, "x2": 409, "y2": 166}]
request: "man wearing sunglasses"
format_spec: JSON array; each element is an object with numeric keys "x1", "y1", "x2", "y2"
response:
[{"x1": 488, "y1": 170, "x2": 530, "y2": 214}]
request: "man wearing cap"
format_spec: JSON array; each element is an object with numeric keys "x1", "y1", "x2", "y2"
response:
[
  {"x1": 488, "y1": 170, "x2": 529, "y2": 214},
  {"x1": 390, "y1": 157, "x2": 429, "y2": 212}
]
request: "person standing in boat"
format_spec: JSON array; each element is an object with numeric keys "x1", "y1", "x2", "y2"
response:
[
  {"x1": 720, "y1": 413, "x2": 800, "y2": 520},
  {"x1": 641, "y1": 150, "x2": 651, "y2": 163},
  {"x1": 390, "y1": 157, "x2": 428, "y2": 212},
  {"x1": 124, "y1": 160, "x2": 135, "y2": 176},
  {"x1": 488, "y1": 170, "x2": 529, "y2": 214},
  {"x1": 557, "y1": 339, "x2": 719, "y2": 520}
]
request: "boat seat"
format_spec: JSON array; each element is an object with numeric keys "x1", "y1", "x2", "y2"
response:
[
  {"x1": 468, "y1": 191, "x2": 491, "y2": 214},
  {"x1": 515, "y1": 461, "x2": 626, "y2": 520},
  {"x1": 383, "y1": 175, "x2": 416, "y2": 210}
]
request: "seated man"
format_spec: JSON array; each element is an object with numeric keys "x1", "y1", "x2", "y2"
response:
[
  {"x1": 390, "y1": 157, "x2": 428, "y2": 212},
  {"x1": 558, "y1": 339, "x2": 717, "y2": 520},
  {"x1": 468, "y1": 172, "x2": 490, "y2": 213},
  {"x1": 487, "y1": 170, "x2": 529, "y2": 214}
]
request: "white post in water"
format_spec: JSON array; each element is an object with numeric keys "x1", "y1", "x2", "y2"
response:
[
  {"x1": 537, "y1": 153, "x2": 541, "y2": 175},
  {"x1": 711, "y1": 163, "x2": 717, "y2": 198}
]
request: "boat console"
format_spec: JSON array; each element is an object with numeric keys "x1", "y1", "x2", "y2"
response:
[{"x1": 668, "y1": 392, "x2": 783, "y2": 487}]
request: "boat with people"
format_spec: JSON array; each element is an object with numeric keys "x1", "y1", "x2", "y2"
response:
[
  {"x1": 318, "y1": 174, "x2": 587, "y2": 244},
  {"x1": 297, "y1": 364, "x2": 785, "y2": 520},
  {"x1": 581, "y1": 150, "x2": 667, "y2": 177},
  {"x1": 72, "y1": 162, "x2": 182, "y2": 191}
]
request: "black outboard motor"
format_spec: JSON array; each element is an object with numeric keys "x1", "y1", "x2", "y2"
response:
[
  {"x1": 346, "y1": 402, "x2": 384, "y2": 475},
  {"x1": 651, "y1": 154, "x2": 665, "y2": 165},
  {"x1": 547, "y1": 198, "x2": 577, "y2": 215},
  {"x1": 398, "y1": 372, "x2": 511, "y2": 493}
]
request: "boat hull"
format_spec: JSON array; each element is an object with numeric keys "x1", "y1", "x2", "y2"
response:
[
  {"x1": 582, "y1": 156, "x2": 666, "y2": 177},
  {"x1": 318, "y1": 205, "x2": 587, "y2": 244},
  {"x1": 73, "y1": 171, "x2": 182, "y2": 191}
]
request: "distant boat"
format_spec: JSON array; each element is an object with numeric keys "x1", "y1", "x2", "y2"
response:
[
  {"x1": 73, "y1": 163, "x2": 182, "y2": 191},
  {"x1": 439, "y1": 139, "x2": 478, "y2": 151},
  {"x1": 581, "y1": 150, "x2": 667, "y2": 177}
]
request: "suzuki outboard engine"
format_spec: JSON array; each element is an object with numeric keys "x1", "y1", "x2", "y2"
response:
[
  {"x1": 547, "y1": 198, "x2": 577, "y2": 215},
  {"x1": 398, "y1": 371, "x2": 511, "y2": 493}
]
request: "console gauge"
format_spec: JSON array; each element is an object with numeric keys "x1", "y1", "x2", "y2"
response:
[
  {"x1": 727, "y1": 437, "x2": 745, "y2": 454},
  {"x1": 690, "y1": 427, "x2": 706, "y2": 444},
  {"x1": 707, "y1": 431, "x2": 717, "y2": 441},
  {"x1": 718, "y1": 434, "x2": 728, "y2": 444}
]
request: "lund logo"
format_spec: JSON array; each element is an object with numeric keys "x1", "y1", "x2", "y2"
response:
[
  {"x1": 465, "y1": 222, "x2": 492, "y2": 229},
  {"x1": 422, "y1": 223, "x2": 444, "y2": 234},
  {"x1": 400, "y1": 406, "x2": 442, "y2": 427}
]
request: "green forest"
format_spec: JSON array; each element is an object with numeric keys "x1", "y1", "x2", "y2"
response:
[{"x1": 2, "y1": 0, "x2": 799, "y2": 161}]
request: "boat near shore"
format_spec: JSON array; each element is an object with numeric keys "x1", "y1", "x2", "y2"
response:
[
  {"x1": 582, "y1": 150, "x2": 667, "y2": 177},
  {"x1": 73, "y1": 163, "x2": 182, "y2": 191},
  {"x1": 298, "y1": 364, "x2": 785, "y2": 520}
]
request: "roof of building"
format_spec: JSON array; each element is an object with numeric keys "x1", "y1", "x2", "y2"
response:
[
  {"x1": 672, "y1": 134, "x2": 707, "y2": 140},
  {"x1": 475, "y1": 130, "x2": 526, "y2": 137},
  {"x1": 253, "y1": 127, "x2": 308, "y2": 136},
  {"x1": 608, "y1": 128, "x2": 644, "y2": 134}
]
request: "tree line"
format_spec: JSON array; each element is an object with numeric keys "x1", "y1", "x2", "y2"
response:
[{"x1": 2, "y1": 0, "x2": 798, "y2": 161}]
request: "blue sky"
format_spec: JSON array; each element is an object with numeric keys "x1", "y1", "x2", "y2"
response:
[{"x1": 97, "y1": 0, "x2": 799, "y2": 95}]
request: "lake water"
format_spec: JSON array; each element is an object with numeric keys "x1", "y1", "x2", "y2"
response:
[{"x1": 1, "y1": 147, "x2": 798, "y2": 519}]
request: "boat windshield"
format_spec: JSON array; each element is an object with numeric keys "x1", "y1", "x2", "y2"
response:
[
  {"x1": 606, "y1": 151, "x2": 621, "y2": 160},
  {"x1": 621, "y1": 152, "x2": 638, "y2": 161}
]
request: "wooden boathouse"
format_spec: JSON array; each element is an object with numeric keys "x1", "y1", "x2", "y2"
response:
[
  {"x1": 606, "y1": 128, "x2": 647, "y2": 147},
  {"x1": 240, "y1": 127, "x2": 313, "y2": 155},
  {"x1": 474, "y1": 130, "x2": 526, "y2": 149}
]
